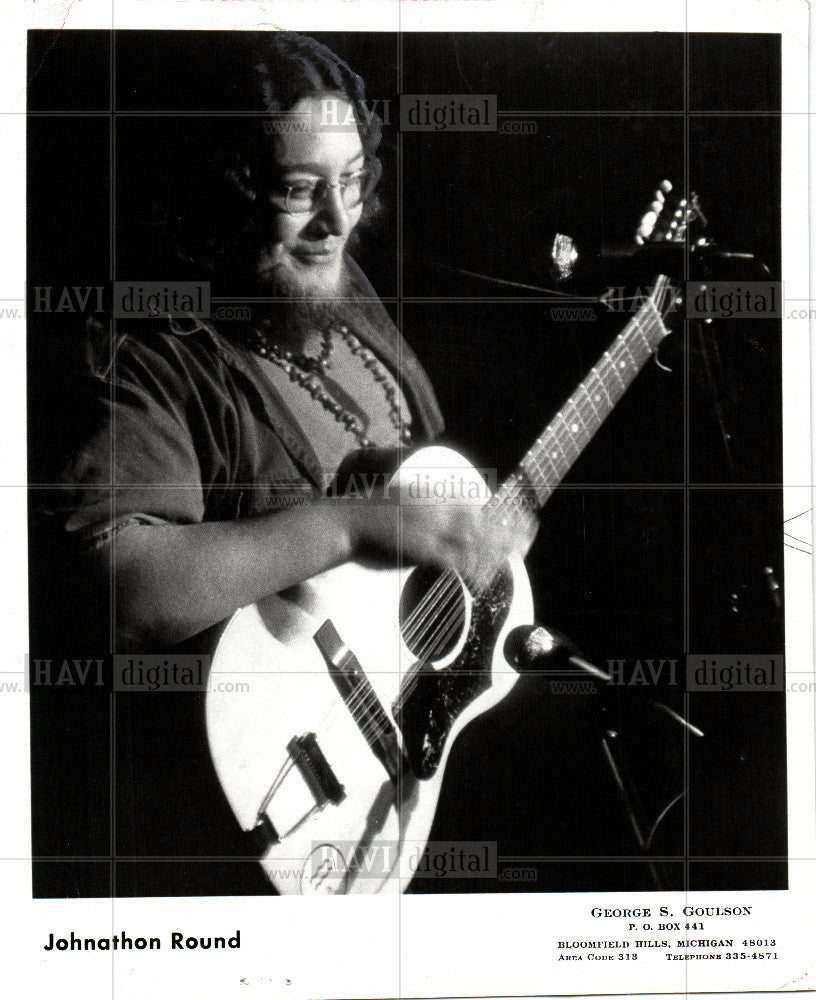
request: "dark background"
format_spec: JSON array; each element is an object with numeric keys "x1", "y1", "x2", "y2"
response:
[{"x1": 28, "y1": 31, "x2": 785, "y2": 897}]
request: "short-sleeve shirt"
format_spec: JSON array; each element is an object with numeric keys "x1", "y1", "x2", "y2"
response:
[{"x1": 45, "y1": 258, "x2": 445, "y2": 551}]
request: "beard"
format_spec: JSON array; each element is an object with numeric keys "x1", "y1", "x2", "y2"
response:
[
  {"x1": 212, "y1": 229, "x2": 360, "y2": 343},
  {"x1": 256, "y1": 256, "x2": 356, "y2": 346},
  {"x1": 212, "y1": 228, "x2": 375, "y2": 352}
]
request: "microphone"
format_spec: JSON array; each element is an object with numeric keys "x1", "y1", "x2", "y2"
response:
[
  {"x1": 597, "y1": 241, "x2": 770, "y2": 277},
  {"x1": 503, "y1": 625, "x2": 611, "y2": 681}
]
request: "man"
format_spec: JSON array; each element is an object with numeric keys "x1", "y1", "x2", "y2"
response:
[
  {"x1": 41, "y1": 32, "x2": 532, "y2": 893},
  {"x1": 54, "y1": 32, "x2": 528, "y2": 654}
]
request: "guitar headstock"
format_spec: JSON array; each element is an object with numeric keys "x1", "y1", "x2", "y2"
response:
[{"x1": 636, "y1": 180, "x2": 707, "y2": 246}]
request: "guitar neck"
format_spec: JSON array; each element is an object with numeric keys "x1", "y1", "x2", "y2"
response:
[{"x1": 494, "y1": 279, "x2": 671, "y2": 515}]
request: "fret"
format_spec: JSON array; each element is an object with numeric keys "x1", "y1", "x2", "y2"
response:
[
  {"x1": 550, "y1": 413, "x2": 582, "y2": 461},
  {"x1": 628, "y1": 316, "x2": 656, "y2": 364},
  {"x1": 563, "y1": 396, "x2": 593, "y2": 445},
  {"x1": 549, "y1": 415, "x2": 579, "y2": 461},
  {"x1": 602, "y1": 350, "x2": 627, "y2": 399},
  {"x1": 493, "y1": 465, "x2": 547, "y2": 516},
  {"x1": 620, "y1": 334, "x2": 639, "y2": 371},
  {"x1": 577, "y1": 380, "x2": 602, "y2": 423},
  {"x1": 535, "y1": 446, "x2": 565, "y2": 489},
  {"x1": 518, "y1": 447, "x2": 552, "y2": 488},
  {"x1": 536, "y1": 430, "x2": 572, "y2": 477},
  {"x1": 587, "y1": 366, "x2": 613, "y2": 411},
  {"x1": 609, "y1": 326, "x2": 650, "y2": 390},
  {"x1": 517, "y1": 454, "x2": 553, "y2": 505},
  {"x1": 610, "y1": 344, "x2": 636, "y2": 386},
  {"x1": 515, "y1": 464, "x2": 553, "y2": 508},
  {"x1": 644, "y1": 296, "x2": 668, "y2": 347},
  {"x1": 631, "y1": 312, "x2": 654, "y2": 355}
]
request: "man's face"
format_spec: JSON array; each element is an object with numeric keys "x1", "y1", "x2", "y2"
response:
[{"x1": 255, "y1": 95, "x2": 366, "y2": 296}]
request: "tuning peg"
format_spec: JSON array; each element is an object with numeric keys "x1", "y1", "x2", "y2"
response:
[{"x1": 637, "y1": 210, "x2": 658, "y2": 240}]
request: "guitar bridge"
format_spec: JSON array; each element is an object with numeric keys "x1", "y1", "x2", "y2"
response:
[{"x1": 314, "y1": 619, "x2": 408, "y2": 783}]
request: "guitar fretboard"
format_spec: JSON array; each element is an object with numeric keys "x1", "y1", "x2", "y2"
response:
[
  {"x1": 402, "y1": 278, "x2": 674, "y2": 671},
  {"x1": 489, "y1": 280, "x2": 671, "y2": 523}
]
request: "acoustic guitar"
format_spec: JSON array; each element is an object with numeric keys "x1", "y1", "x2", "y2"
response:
[{"x1": 207, "y1": 260, "x2": 682, "y2": 893}]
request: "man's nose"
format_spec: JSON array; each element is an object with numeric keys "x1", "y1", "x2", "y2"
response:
[{"x1": 311, "y1": 185, "x2": 350, "y2": 237}]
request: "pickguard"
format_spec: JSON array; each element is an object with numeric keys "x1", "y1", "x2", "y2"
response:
[{"x1": 394, "y1": 567, "x2": 514, "y2": 780}]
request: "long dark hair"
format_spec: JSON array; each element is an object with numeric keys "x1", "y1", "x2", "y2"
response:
[
  {"x1": 229, "y1": 33, "x2": 383, "y2": 215},
  {"x1": 124, "y1": 33, "x2": 384, "y2": 282}
]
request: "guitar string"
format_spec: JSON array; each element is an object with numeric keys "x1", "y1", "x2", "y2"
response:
[
  {"x1": 376, "y1": 307, "x2": 667, "y2": 726},
  {"x1": 397, "y1": 290, "x2": 664, "y2": 653},
  {"x1": 260, "y1": 296, "x2": 672, "y2": 826},
  {"x1": 397, "y1": 283, "x2": 672, "y2": 685},
  {"x1": 376, "y1": 300, "x2": 663, "y2": 697},
  {"x1": 354, "y1": 380, "x2": 616, "y2": 740},
  {"x1": 353, "y1": 299, "x2": 666, "y2": 738},
  {"x1": 401, "y1": 314, "x2": 660, "y2": 673},
  {"x1": 350, "y1": 297, "x2": 667, "y2": 737},
  {"x1": 392, "y1": 337, "x2": 640, "y2": 649},
  {"x1": 398, "y1": 277, "x2": 669, "y2": 661},
  {"x1": 265, "y1": 285, "x2": 671, "y2": 787},
  {"x1": 256, "y1": 278, "x2": 676, "y2": 831},
  {"x1": 396, "y1": 303, "x2": 660, "y2": 663},
  {"x1": 404, "y1": 581, "x2": 464, "y2": 658},
  {"x1": 402, "y1": 280, "x2": 662, "y2": 656},
  {"x1": 401, "y1": 355, "x2": 623, "y2": 648}
]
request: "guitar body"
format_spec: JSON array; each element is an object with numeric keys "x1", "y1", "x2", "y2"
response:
[{"x1": 207, "y1": 446, "x2": 534, "y2": 894}]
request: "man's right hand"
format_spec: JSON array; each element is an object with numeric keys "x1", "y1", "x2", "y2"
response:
[{"x1": 337, "y1": 495, "x2": 535, "y2": 581}]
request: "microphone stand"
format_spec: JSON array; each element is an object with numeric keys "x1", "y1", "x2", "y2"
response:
[{"x1": 505, "y1": 624, "x2": 704, "y2": 891}]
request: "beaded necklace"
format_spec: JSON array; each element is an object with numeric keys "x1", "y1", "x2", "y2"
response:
[{"x1": 247, "y1": 323, "x2": 412, "y2": 449}]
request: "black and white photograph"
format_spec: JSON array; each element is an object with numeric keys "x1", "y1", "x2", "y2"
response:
[{"x1": 4, "y1": 2, "x2": 815, "y2": 998}]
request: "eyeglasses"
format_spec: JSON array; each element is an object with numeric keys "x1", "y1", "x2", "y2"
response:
[{"x1": 267, "y1": 168, "x2": 373, "y2": 215}]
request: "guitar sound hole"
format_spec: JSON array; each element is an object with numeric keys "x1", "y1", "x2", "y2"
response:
[{"x1": 399, "y1": 567, "x2": 467, "y2": 662}]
